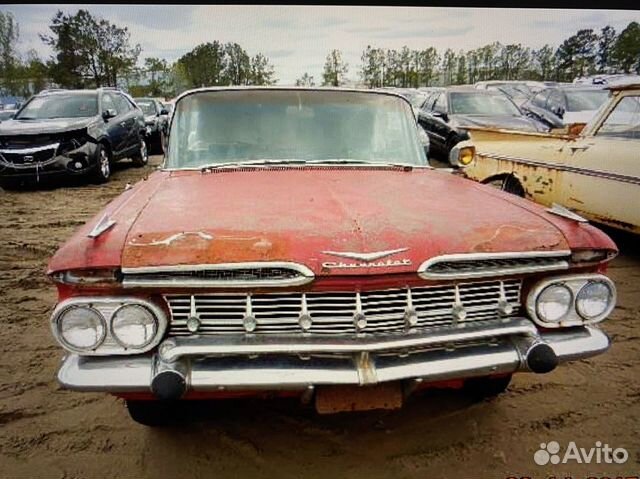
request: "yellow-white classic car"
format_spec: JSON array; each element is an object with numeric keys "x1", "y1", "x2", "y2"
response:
[{"x1": 463, "y1": 82, "x2": 640, "y2": 234}]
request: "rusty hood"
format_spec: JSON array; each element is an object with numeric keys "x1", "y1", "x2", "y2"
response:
[{"x1": 115, "y1": 167, "x2": 576, "y2": 276}]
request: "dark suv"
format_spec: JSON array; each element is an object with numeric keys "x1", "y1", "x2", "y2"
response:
[{"x1": 0, "y1": 88, "x2": 148, "y2": 186}]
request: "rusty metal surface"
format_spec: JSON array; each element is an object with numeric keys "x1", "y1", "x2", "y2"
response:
[
  {"x1": 463, "y1": 92, "x2": 640, "y2": 235},
  {"x1": 315, "y1": 382, "x2": 403, "y2": 414}
]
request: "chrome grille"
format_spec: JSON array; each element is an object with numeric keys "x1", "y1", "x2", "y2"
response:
[
  {"x1": 122, "y1": 262, "x2": 314, "y2": 288},
  {"x1": 419, "y1": 252, "x2": 569, "y2": 279},
  {"x1": 165, "y1": 279, "x2": 521, "y2": 336}
]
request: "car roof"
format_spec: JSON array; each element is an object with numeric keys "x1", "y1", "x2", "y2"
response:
[
  {"x1": 607, "y1": 82, "x2": 640, "y2": 91},
  {"x1": 173, "y1": 86, "x2": 414, "y2": 107}
]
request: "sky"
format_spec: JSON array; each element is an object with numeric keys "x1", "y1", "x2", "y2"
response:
[{"x1": 5, "y1": 5, "x2": 640, "y2": 85}]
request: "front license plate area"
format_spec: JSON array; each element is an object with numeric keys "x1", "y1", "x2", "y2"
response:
[{"x1": 315, "y1": 383, "x2": 403, "y2": 414}]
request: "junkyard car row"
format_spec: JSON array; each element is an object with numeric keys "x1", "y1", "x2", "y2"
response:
[
  {"x1": 38, "y1": 86, "x2": 624, "y2": 426},
  {"x1": 0, "y1": 88, "x2": 169, "y2": 185}
]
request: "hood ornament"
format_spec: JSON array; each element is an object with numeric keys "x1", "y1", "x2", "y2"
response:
[{"x1": 322, "y1": 247, "x2": 409, "y2": 262}]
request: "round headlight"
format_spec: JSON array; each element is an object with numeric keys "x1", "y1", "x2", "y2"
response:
[
  {"x1": 111, "y1": 304, "x2": 157, "y2": 349},
  {"x1": 576, "y1": 281, "x2": 612, "y2": 320},
  {"x1": 57, "y1": 306, "x2": 106, "y2": 351},
  {"x1": 537, "y1": 284, "x2": 573, "y2": 323}
]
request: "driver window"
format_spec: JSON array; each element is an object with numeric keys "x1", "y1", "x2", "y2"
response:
[
  {"x1": 596, "y1": 96, "x2": 640, "y2": 140},
  {"x1": 433, "y1": 93, "x2": 446, "y2": 112},
  {"x1": 102, "y1": 94, "x2": 117, "y2": 114}
]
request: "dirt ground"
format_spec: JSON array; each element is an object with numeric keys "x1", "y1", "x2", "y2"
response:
[{"x1": 0, "y1": 156, "x2": 638, "y2": 479}]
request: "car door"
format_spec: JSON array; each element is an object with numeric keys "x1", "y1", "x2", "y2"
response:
[
  {"x1": 101, "y1": 92, "x2": 128, "y2": 156},
  {"x1": 555, "y1": 92, "x2": 640, "y2": 231},
  {"x1": 419, "y1": 92, "x2": 448, "y2": 154},
  {"x1": 113, "y1": 93, "x2": 140, "y2": 152}
]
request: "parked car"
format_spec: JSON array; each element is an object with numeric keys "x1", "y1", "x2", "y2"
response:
[
  {"x1": 573, "y1": 74, "x2": 640, "y2": 86},
  {"x1": 521, "y1": 85, "x2": 610, "y2": 128},
  {"x1": 0, "y1": 109, "x2": 17, "y2": 121},
  {"x1": 47, "y1": 87, "x2": 617, "y2": 425},
  {"x1": 133, "y1": 97, "x2": 170, "y2": 154},
  {"x1": 0, "y1": 88, "x2": 148, "y2": 186},
  {"x1": 417, "y1": 87, "x2": 546, "y2": 162},
  {"x1": 464, "y1": 82, "x2": 640, "y2": 233},
  {"x1": 474, "y1": 80, "x2": 534, "y2": 97}
]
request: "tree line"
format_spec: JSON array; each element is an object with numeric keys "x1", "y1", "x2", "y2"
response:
[
  {"x1": 0, "y1": 9, "x2": 277, "y2": 99},
  {"x1": 1, "y1": 7, "x2": 640, "y2": 100},
  {"x1": 311, "y1": 21, "x2": 640, "y2": 88}
]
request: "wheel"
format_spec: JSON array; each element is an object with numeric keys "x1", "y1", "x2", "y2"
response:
[
  {"x1": 486, "y1": 175, "x2": 525, "y2": 197},
  {"x1": 92, "y1": 144, "x2": 111, "y2": 183},
  {"x1": 463, "y1": 375, "x2": 512, "y2": 400},
  {"x1": 131, "y1": 136, "x2": 149, "y2": 167},
  {"x1": 126, "y1": 400, "x2": 176, "y2": 427}
]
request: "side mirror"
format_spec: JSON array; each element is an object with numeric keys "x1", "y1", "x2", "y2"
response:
[
  {"x1": 160, "y1": 108, "x2": 169, "y2": 116},
  {"x1": 102, "y1": 109, "x2": 117, "y2": 120},
  {"x1": 433, "y1": 110, "x2": 449, "y2": 122},
  {"x1": 552, "y1": 105, "x2": 565, "y2": 119}
]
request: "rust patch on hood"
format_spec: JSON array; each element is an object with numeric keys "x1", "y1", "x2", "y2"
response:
[{"x1": 471, "y1": 224, "x2": 564, "y2": 252}]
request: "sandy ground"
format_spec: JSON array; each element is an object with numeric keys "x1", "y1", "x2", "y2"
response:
[{"x1": 0, "y1": 155, "x2": 638, "y2": 479}]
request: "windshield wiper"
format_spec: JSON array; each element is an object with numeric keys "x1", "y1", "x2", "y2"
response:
[
  {"x1": 200, "y1": 158, "x2": 309, "y2": 172},
  {"x1": 305, "y1": 159, "x2": 418, "y2": 170}
]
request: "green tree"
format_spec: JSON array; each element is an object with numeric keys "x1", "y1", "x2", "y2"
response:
[
  {"x1": 175, "y1": 41, "x2": 226, "y2": 87},
  {"x1": 455, "y1": 51, "x2": 467, "y2": 85},
  {"x1": 532, "y1": 45, "x2": 555, "y2": 80},
  {"x1": 417, "y1": 47, "x2": 439, "y2": 86},
  {"x1": 0, "y1": 11, "x2": 21, "y2": 94},
  {"x1": 249, "y1": 53, "x2": 276, "y2": 85},
  {"x1": 441, "y1": 49, "x2": 456, "y2": 85},
  {"x1": 555, "y1": 29, "x2": 598, "y2": 81},
  {"x1": 360, "y1": 45, "x2": 385, "y2": 88},
  {"x1": 322, "y1": 49, "x2": 348, "y2": 86},
  {"x1": 295, "y1": 72, "x2": 315, "y2": 87},
  {"x1": 597, "y1": 26, "x2": 617, "y2": 73},
  {"x1": 223, "y1": 42, "x2": 251, "y2": 85},
  {"x1": 612, "y1": 21, "x2": 640, "y2": 73},
  {"x1": 41, "y1": 9, "x2": 140, "y2": 88},
  {"x1": 143, "y1": 57, "x2": 169, "y2": 96}
]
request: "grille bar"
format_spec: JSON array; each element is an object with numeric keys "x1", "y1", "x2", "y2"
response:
[{"x1": 165, "y1": 279, "x2": 521, "y2": 337}]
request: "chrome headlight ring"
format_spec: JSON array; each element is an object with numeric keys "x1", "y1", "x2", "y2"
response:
[
  {"x1": 50, "y1": 296, "x2": 167, "y2": 355},
  {"x1": 526, "y1": 274, "x2": 616, "y2": 328}
]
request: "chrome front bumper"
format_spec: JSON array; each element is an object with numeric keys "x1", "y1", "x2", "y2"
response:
[{"x1": 57, "y1": 318, "x2": 610, "y2": 395}]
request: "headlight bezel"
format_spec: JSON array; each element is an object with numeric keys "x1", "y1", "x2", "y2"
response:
[
  {"x1": 110, "y1": 303, "x2": 159, "y2": 350},
  {"x1": 50, "y1": 296, "x2": 167, "y2": 356},
  {"x1": 526, "y1": 273, "x2": 616, "y2": 328},
  {"x1": 55, "y1": 304, "x2": 107, "y2": 353}
]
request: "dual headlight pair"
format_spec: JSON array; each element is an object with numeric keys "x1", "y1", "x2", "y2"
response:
[
  {"x1": 51, "y1": 297, "x2": 166, "y2": 355},
  {"x1": 526, "y1": 274, "x2": 615, "y2": 328}
]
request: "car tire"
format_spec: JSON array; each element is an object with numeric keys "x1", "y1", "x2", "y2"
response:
[
  {"x1": 485, "y1": 175, "x2": 525, "y2": 197},
  {"x1": 131, "y1": 136, "x2": 149, "y2": 167},
  {"x1": 463, "y1": 374, "x2": 512, "y2": 400},
  {"x1": 126, "y1": 400, "x2": 176, "y2": 427},
  {"x1": 92, "y1": 144, "x2": 111, "y2": 184}
]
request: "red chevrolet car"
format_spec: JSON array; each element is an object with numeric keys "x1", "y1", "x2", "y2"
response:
[{"x1": 47, "y1": 88, "x2": 617, "y2": 426}]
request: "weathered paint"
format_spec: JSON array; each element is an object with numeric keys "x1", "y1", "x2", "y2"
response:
[
  {"x1": 47, "y1": 164, "x2": 617, "y2": 283},
  {"x1": 464, "y1": 87, "x2": 640, "y2": 235}
]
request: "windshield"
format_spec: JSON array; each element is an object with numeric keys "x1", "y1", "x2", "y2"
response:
[
  {"x1": 166, "y1": 90, "x2": 426, "y2": 169},
  {"x1": 566, "y1": 90, "x2": 609, "y2": 111},
  {"x1": 493, "y1": 85, "x2": 530, "y2": 100},
  {"x1": 15, "y1": 93, "x2": 98, "y2": 120},
  {"x1": 402, "y1": 91, "x2": 429, "y2": 108},
  {"x1": 449, "y1": 92, "x2": 521, "y2": 116},
  {"x1": 136, "y1": 100, "x2": 156, "y2": 115}
]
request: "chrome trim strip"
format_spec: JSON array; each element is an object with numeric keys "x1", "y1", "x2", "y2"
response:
[
  {"x1": 525, "y1": 273, "x2": 616, "y2": 328},
  {"x1": 479, "y1": 151, "x2": 640, "y2": 186},
  {"x1": 322, "y1": 247, "x2": 409, "y2": 262},
  {"x1": 56, "y1": 326, "x2": 610, "y2": 391},
  {"x1": 417, "y1": 250, "x2": 571, "y2": 280},
  {"x1": 0, "y1": 142, "x2": 60, "y2": 154},
  {"x1": 121, "y1": 261, "x2": 315, "y2": 288},
  {"x1": 50, "y1": 296, "x2": 168, "y2": 356},
  {"x1": 158, "y1": 317, "x2": 538, "y2": 361}
]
